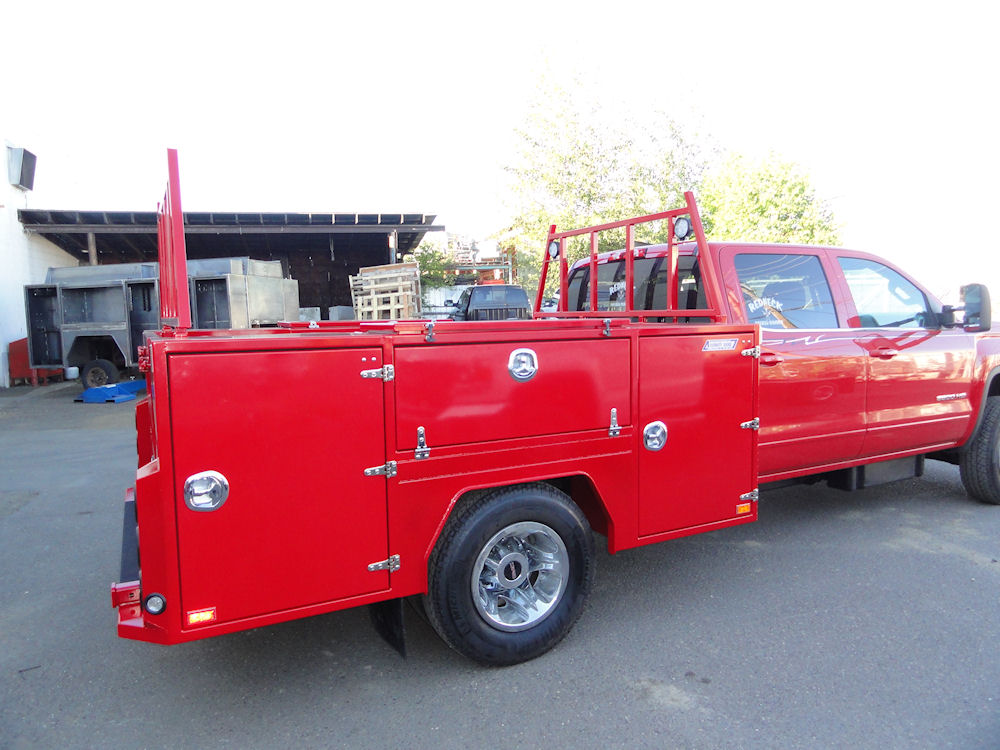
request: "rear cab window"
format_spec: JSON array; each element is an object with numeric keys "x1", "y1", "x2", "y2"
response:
[{"x1": 565, "y1": 255, "x2": 703, "y2": 313}]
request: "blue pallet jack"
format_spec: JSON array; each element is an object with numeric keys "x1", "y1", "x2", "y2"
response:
[{"x1": 76, "y1": 380, "x2": 147, "y2": 404}]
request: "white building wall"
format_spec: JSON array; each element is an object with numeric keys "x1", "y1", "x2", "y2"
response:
[{"x1": 1, "y1": 140, "x2": 78, "y2": 387}]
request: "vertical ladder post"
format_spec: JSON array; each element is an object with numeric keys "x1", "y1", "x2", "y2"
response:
[
  {"x1": 624, "y1": 223, "x2": 634, "y2": 314},
  {"x1": 588, "y1": 231, "x2": 598, "y2": 312},
  {"x1": 158, "y1": 149, "x2": 191, "y2": 331},
  {"x1": 685, "y1": 191, "x2": 725, "y2": 323}
]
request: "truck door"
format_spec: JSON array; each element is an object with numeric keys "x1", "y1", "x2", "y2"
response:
[
  {"x1": 720, "y1": 247, "x2": 868, "y2": 479},
  {"x1": 638, "y1": 331, "x2": 757, "y2": 536},
  {"x1": 835, "y1": 255, "x2": 976, "y2": 454},
  {"x1": 168, "y1": 346, "x2": 390, "y2": 626}
]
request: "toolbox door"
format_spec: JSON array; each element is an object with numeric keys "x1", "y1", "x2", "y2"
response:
[
  {"x1": 638, "y1": 331, "x2": 757, "y2": 536},
  {"x1": 169, "y1": 347, "x2": 390, "y2": 626}
]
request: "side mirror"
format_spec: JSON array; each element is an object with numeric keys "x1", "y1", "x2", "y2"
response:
[{"x1": 961, "y1": 283, "x2": 992, "y2": 332}]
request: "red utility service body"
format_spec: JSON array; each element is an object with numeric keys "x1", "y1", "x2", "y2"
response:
[{"x1": 112, "y1": 157, "x2": 759, "y2": 645}]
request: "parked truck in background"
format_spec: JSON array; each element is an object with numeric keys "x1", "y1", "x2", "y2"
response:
[{"x1": 25, "y1": 257, "x2": 298, "y2": 388}]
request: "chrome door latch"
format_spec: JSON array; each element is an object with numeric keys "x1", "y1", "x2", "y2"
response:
[
  {"x1": 739, "y1": 488, "x2": 759, "y2": 502},
  {"x1": 741, "y1": 346, "x2": 760, "y2": 358},
  {"x1": 608, "y1": 408, "x2": 621, "y2": 437},
  {"x1": 415, "y1": 426, "x2": 431, "y2": 460},
  {"x1": 740, "y1": 417, "x2": 760, "y2": 430}
]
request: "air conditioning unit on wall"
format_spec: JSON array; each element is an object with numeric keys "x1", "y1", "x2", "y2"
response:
[{"x1": 7, "y1": 146, "x2": 36, "y2": 191}]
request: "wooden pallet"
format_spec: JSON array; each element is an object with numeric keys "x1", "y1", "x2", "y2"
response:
[{"x1": 350, "y1": 262, "x2": 422, "y2": 320}]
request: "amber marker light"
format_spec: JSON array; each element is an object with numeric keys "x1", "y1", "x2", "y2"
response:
[
  {"x1": 186, "y1": 607, "x2": 217, "y2": 626},
  {"x1": 737, "y1": 503, "x2": 752, "y2": 515}
]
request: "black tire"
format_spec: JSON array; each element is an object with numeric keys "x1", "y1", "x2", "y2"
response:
[
  {"x1": 80, "y1": 359, "x2": 120, "y2": 389},
  {"x1": 423, "y1": 483, "x2": 595, "y2": 666},
  {"x1": 960, "y1": 396, "x2": 1000, "y2": 504}
]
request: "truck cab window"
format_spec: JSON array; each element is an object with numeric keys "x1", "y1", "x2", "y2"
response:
[
  {"x1": 838, "y1": 257, "x2": 933, "y2": 328},
  {"x1": 734, "y1": 254, "x2": 839, "y2": 329}
]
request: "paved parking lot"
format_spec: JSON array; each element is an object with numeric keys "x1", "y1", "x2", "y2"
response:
[{"x1": 2, "y1": 381, "x2": 999, "y2": 749}]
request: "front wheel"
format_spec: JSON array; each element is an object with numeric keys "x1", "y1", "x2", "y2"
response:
[
  {"x1": 960, "y1": 395, "x2": 1000, "y2": 504},
  {"x1": 424, "y1": 483, "x2": 595, "y2": 666}
]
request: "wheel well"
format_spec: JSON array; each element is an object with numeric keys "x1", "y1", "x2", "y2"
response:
[
  {"x1": 988, "y1": 373, "x2": 1000, "y2": 399},
  {"x1": 447, "y1": 476, "x2": 611, "y2": 540},
  {"x1": 66, "y1": 336, "x2": 126, "y2": 369}
]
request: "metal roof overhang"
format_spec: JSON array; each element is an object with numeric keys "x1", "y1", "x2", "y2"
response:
[{"x1": 17, "y1": 209, "x2": 442, "y2": 264}]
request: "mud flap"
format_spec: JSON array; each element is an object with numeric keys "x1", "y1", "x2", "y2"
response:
[{"x1": 368, "y1": 598, "x2": 406, "y2": 657}]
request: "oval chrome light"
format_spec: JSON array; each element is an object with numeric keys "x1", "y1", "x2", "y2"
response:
[
  {"x1": 547, "y1": 240, "x2": 560, "y2": 259},
  {"x1": 184, "y1": 470, "x2": 230, "y2": 512}
]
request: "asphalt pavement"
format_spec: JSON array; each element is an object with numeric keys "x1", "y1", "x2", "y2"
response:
[{"x1": 1, "y1": 381, "x2": 999, "y2": 749}]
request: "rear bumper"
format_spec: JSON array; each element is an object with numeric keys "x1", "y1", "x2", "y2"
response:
[{"x1": 110, "y1": 489, "x2": 144, "y2": 633}]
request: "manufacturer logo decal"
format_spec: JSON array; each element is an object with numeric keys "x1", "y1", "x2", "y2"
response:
[
  {"x1": 936, "y1": 392, "x2": 968, "y2": 402},
  {"x1": 703, "y1": 338, "x2": 738, "y2": 352}
]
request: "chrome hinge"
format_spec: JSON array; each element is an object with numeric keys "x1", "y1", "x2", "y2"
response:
[
  {"x1": 740, "y1": 417, "x2": 760, "y2": 430},
  {"x1": 602, "y1": 318, "x2": 612, "y2": 337},
  {"x1": 415, "y1": 426, "x2": 431, "y2": 460},
  {"x1": 740, "y1": 488, "x2": 759, "y2": 502},
  {"x1": 741, "y1": 346, "x2": 760, "y2": 358},
  {"x1": 361, "y1": 364, "x2": 394, "y2": 381},
  {"x1": 368, "y1": 554, "x2": 401, "y2": 573},
  {"x1": 364, "y1": 461, "x2": 398, "y2": 478},
  {"x1": 425, "y1": 320, "x2": 436, "y2": 342},
  {"x1": 608, "y1": 408, "x2": 621, "y2": 437}
]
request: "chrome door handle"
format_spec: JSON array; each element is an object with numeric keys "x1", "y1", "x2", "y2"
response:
[
  {"x1": 759, "y1": 352, "x2": 784, "y2": 366},
  {"x1": 872, "y1": 347, "x2": 899, "y2": 359}
]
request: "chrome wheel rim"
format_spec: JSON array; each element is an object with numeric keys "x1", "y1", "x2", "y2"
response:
[{"x1": 471, "y1": 521, "x2": 568, "y2": 632}]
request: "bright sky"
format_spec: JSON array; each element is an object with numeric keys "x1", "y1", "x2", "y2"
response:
[{"x1": 5, "y1": 0, "x2": 998, "y2": 302}]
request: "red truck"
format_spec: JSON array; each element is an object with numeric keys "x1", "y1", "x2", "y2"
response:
[{"x1": 111, "y1": 152, "x2": 997, "y2": 666}]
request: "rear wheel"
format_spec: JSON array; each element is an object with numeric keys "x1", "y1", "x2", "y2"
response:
[
  {"x1": 424, "y1": 483, "x2": 594, "y2": 665},
  {"x1": 960, "y1": 396, "x2": 1000, "y2": 504},
  {"x1": 80, "y1": 359, "x2": 120, "y2": 389}
]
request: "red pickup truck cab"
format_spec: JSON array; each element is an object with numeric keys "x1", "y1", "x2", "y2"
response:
[{"x1": 558, "y1": 236, "x2": 1000, "y2": 500}]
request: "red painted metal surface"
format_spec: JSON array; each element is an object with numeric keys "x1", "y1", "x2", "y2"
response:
[
  {"x1": 394, "y1": 338, "x2": 631, "y2": 450},
  {"x1": 157, "y1": 149, "x2": 191, "y2": 330},
  {"x1": 637, "y1": 331, "x2": 758, "y2": 536}
]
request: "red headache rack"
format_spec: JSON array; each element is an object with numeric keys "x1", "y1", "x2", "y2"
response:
[{"x1": 532, "y1": 191, "x2": 727, "y2": 323}]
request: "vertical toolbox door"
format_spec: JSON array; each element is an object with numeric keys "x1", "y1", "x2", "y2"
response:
[
  {"x1": 170, "y1": 347, "x2": 390, "y2": 625},
  {"x1": 638, "y1": 332, "x2": 757, "y2": 536}
]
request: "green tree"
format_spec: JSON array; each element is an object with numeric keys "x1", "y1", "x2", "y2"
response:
[
  {"x1": 699, "y1": 153, "x2": 840, "y2": 245},
  {"x1": 501, "y1": 81, "x2": 711, "y2": 297},
  {"x1": 405, "y1": 235, "x2": 455, "y2": 289}
]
